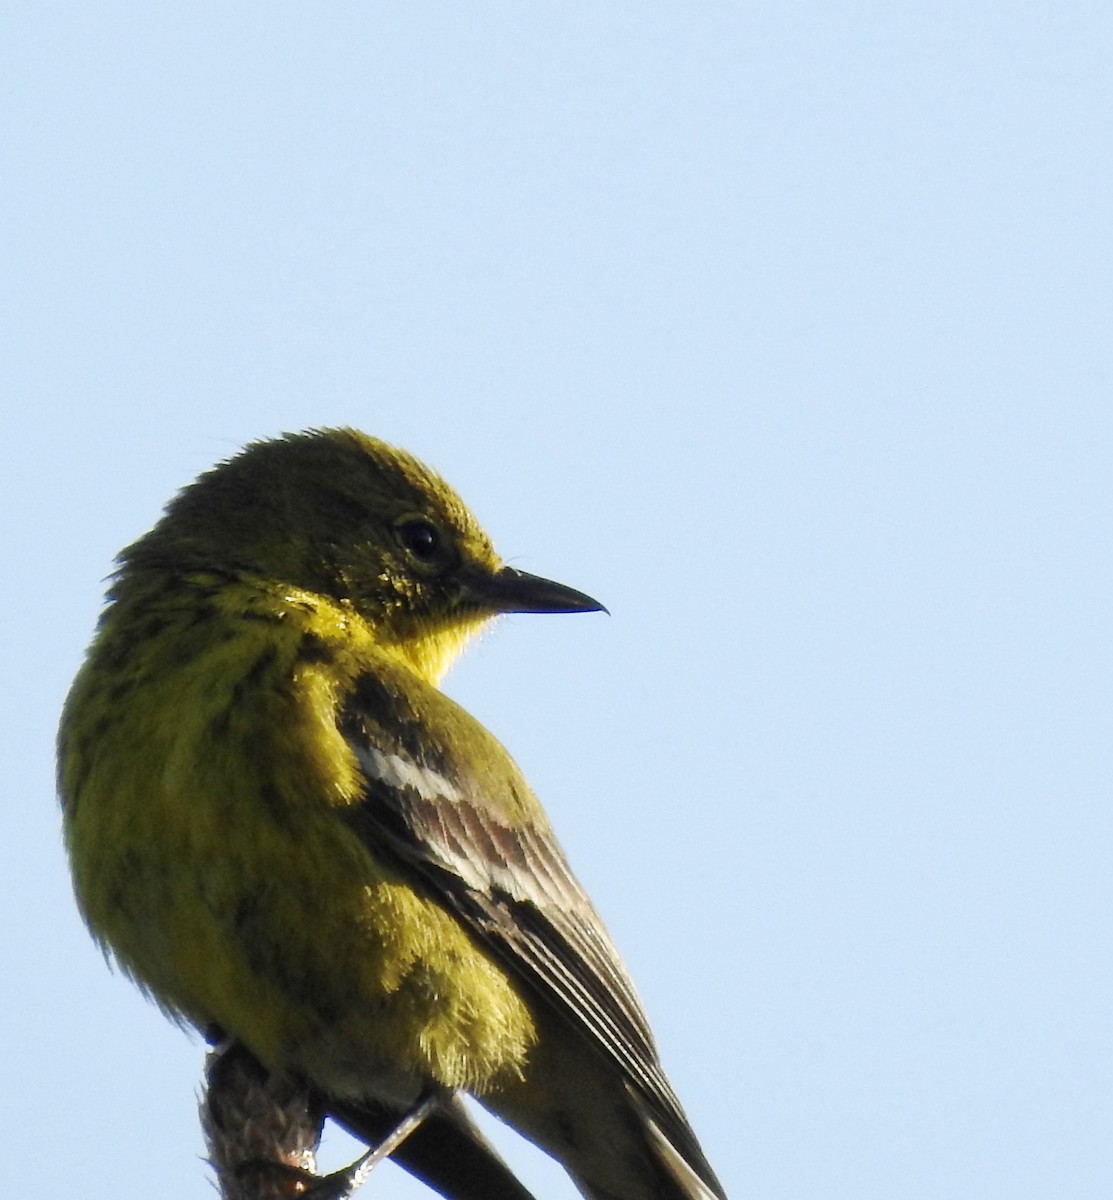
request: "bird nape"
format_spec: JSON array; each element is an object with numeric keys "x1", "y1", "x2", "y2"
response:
[{"x1": 58, "y1": 427, "x2": 726, "y2": 1200}]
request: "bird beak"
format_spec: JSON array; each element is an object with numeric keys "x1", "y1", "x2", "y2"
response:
[{"x1": 464, "y1": 566, "x2": 608, "y2": 615}]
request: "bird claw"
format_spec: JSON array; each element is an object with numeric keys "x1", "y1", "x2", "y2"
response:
[{"x1": 238, "y1": 1092, "x2": 443, "y2": 1200}]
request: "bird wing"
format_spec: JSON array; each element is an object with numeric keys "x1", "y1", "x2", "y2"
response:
[{"x1": 336, "y1": 667, "x2": 717, "y2": 1189}]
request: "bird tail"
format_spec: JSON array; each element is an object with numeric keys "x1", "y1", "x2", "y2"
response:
[
  {"x1": 331, "y1": 1091, "x2": 541, "y2": 1200},
  {"x1": 624, "y1": 1085, "x2": 726, "y2": 1200},
  {"x1": 483, "y1": 1029, "x2": 726, "y2": 1200}
]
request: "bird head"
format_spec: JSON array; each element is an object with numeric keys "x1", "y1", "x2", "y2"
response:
[{"x1": 119, "y1": 428, "x2": 604, "y2": 679}]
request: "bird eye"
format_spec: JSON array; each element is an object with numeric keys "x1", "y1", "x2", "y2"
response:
[{"x1": 396, "y1": 518, "x2": 441, "y2": 562}]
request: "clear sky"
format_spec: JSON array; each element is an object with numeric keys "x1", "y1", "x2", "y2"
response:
[{"x1": 4, "y1": 5, "x2": 1111, "y2": 1199}]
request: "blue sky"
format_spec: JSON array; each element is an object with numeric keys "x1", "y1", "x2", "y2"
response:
[{"x1": 4, "y1": 5, "x2": 1112, "y2": 1198}]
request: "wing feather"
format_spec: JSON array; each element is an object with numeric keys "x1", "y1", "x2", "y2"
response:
[{"x1": 337, "y1": 669, "x2": 714, "y2": 1181}]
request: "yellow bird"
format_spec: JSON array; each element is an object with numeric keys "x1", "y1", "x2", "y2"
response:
[{"x1": 59, "y1": 428, "x2": 726, "y2": 1200}]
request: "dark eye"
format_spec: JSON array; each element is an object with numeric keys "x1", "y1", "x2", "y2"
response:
[{"x1": 397, "y1": 519, "x2": 440, "y2": 561}]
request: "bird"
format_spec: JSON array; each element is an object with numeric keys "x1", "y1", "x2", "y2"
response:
[{"x1": 58, "y1": 427, "x2": 727, "y2": 1200}]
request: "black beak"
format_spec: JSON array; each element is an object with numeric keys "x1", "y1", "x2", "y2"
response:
[{"x1": 464, "y1": 566, "x2": 607, "y2": 616}]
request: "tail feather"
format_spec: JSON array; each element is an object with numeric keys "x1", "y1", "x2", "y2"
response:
[
  {"x1": 484, "y1": 1015, "x2": 726, "y2": 1200},
  {"x1": 331, "y1": 1092, "x2": 540, "y2": 1200},
  {"x1": 628, "y1": 1085, "x2": 726, "y2": 1200}
]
